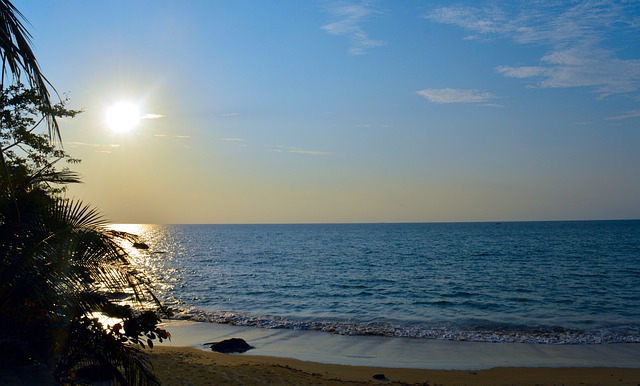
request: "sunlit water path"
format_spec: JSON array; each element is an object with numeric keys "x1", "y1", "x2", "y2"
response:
[{"x1": 116, "y1": 221, "x2": 640, "y2": 344}]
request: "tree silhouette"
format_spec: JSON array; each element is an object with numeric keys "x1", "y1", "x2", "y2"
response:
[{"x1": 0, "y1": 2, "x2": 169, "y2": 384}]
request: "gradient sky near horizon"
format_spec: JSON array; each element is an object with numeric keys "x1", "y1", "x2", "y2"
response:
[{"x1": 15, "y1": 0, "x2": 640, "y2": 224}]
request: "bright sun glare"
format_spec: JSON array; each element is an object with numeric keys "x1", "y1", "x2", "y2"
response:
[{"x1": 106, "y1": 101, "x2": 141, "y2": 132}]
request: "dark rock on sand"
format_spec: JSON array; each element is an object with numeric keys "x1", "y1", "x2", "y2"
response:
[
  {"x1": 204, "y1": 338, "x2": 253, "y2": 353},
  {"x1": 373, "y1": 373, "x2": 389, "y2": 381}
]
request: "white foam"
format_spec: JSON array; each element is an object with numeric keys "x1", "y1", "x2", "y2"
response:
[{"x1": 169, "y1": 307, "x2": 640, "y2": 344}]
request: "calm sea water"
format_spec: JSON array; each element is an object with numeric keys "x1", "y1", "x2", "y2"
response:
[{"x1": 120, "y1": 221, "x2": 640, "y2": 344}]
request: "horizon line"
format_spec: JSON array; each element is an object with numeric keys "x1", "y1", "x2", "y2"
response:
[{"x1": 109, "y1": 218, "x2": 640, "y2": 226}]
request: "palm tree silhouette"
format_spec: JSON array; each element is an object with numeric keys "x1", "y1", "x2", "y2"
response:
[
  {"x1": 0, "y1": 0, "x2": 57, "y2": 137},
  {"x1": 0, "y1": 2, "x2": 168, "y2": 384}
]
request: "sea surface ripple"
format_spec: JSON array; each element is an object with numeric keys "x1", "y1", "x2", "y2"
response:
[{"x1": 119, "y1": 221, "x2": 640, "y2": 344}]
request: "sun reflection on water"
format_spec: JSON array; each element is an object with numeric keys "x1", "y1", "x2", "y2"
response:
[
  {"x1": 106, "y1": 224, "x2": 168, "y2": 304},
  {"x1": 102, "y1": 224, "x2": 180, "y2": 314},
  {"x1": 108, "y1": 223, "x2": 148, "y2": 235}
]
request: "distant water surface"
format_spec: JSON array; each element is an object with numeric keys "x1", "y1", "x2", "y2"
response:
[{"x1": 118, "y1": 221, "x2": 640, "y2": 344}]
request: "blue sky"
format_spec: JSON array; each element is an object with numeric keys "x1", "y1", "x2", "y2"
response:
[{"x1": 15, "y1": 0, "x2": 640, "y2": 223}]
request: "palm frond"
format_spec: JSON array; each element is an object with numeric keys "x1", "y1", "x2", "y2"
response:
[
  {"x1": 0, "y1": 0, "x2": 59, "y2": 141},
  {"x1": 55, "y1": 317, "x2": 160, "y2": 386},
  {"x1": 40, "y1": 198, "x2": 106, "y2": 232},
  {"x1": 29, "y1": 169, "x2": 83, "y2": 187},
  {"x1": 2, "y1": 165, "x2": 165, "y2": 382},
  {"x1": 38, "y1": 199, "x2": 161, "y2": 306}
]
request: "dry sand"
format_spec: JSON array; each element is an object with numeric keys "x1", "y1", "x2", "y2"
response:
[{"x1": 149, "y1": 345, "x2": 640, "y2": 386}]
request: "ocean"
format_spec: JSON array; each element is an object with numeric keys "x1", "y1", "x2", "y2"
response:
[{"x1": 118, "y1": 220, "x2": 640, "y2": 345}]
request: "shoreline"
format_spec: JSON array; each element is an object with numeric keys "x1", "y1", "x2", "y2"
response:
[{"x1": 157, "y1": 320, "x2": 640, "y2": 370}]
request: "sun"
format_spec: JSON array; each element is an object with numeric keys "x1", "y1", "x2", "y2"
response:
[{"x1": 106, "y1": 101, "x2": 141, "y2": 132}]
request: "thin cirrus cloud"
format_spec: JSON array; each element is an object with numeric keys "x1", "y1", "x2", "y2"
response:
[
  {"x1": 66, "y1": 141, "x2": 120, "y2": 148},
  {"x1": 142, "y1": 113, "x2": 163, "y2": 120},
  {"x1": 220, "y1": 138, "x2": 245, "y2": 142},
  {"x1": 605, "y1": 110, "x2": 640, "y2": 121},
  {"x1": 322, "y1": 2, "x2": 385, "y2": 55},
  {"x1": 268, "y1": 146, "x2": 331, "y2": 156},
  {"x1": 427, "y1": 1, "x2": 640, "y2": 98},
  {"x1": 65, "y1": 141, "x2": 120, "y2": 154},
  {"x1": 153, "y1": 134, "x2": 191, "y2": 139},
  {"x1": 416, "y1": 88, "x2": 496, "y2": 104},
  {"x1": 220, "y1": 138, "x2": 247, "y2": 146}
]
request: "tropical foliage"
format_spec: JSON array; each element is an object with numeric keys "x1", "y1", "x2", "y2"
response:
[
  {"x1": 0, "y1": 83, "x2": 169, "y2": 385},
  {"x1": 0, "y1": 0, "x2": 58, "y2": 139},
  {"x1": 0, "y1": 1, "x2": 169, "y2": 384}
]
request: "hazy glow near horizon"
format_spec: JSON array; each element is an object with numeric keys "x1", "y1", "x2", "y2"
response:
[{"x1": 17, "y1": 0, "x2": 640, "y2": 224}]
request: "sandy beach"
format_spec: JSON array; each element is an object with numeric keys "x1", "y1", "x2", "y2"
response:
[
  {"x1": 148, "y1": 320, "x2": 640, "y2": 385},
  {"x1": 149, "y1": 346, "x2": 640, "y2": 385}
]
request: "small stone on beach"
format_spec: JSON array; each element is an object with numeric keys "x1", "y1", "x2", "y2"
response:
[{"x1": 204, "y1": 338, "x2": 253, "y2": 353}]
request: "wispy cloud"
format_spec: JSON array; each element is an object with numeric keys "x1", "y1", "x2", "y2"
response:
[
  {"x1": 220, "y1": 138, "x2": 245, "y2": 142},
  {"x1": 153, "y1": 134, "x2": 191, "y2": 139},
  {"x1": 220, "y1": 112, "x2": 240, "y2": 117},
  {"x1": 142, "y1": 113, "x2": 163, "y2": 119},
  {"x1": 322, "y1": 2, "x2": 385, "y2": 55},
  {"x1": 66, "y1": 141, "x2": 106, "y2": 148},
  {"x1": 218, "y1": 137, "x2": 248, "y2": 148},
  {"x1": 416, "y1": 88, "x2": 496, "y2": 104},
  {"x1": 495, "y1": 66, "x2": 547, "y2": 79},
  {"x1": 497, "y1": 46, "x2": 640, "y2": 97},
  {"x1": 605, "y1": 110, "x2": 640, "y2": 121},
  {"x1": 65, "y1": 141, "x2": 120, "y2": 153},
  {"x1": 288, "y1": 148, "x2": 332, "y2": 156},
  {"x1": 268, "y1": 146, "x2": 331, "y2": 156},
  {"x1": 427, "y1": 1, "x2": 640, "y2": 98},
  {"x1": 428, "y1": 5, "x2": 508, "y2": 38},
  {"x1": 427, "y1": 1, "x2": 637, "y2": 44}
]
